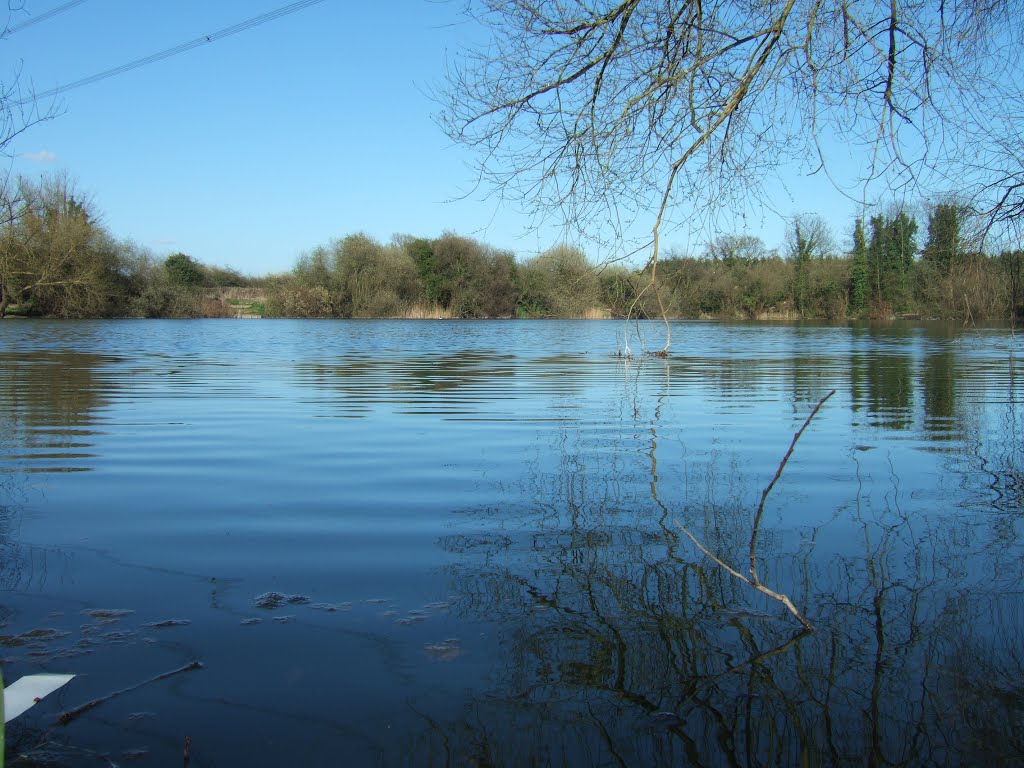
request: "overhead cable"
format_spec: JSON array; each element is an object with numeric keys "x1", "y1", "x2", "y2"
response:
[
  {"x1": 7, "y1": 0, "x2": 89, "y2": 35},
  {"x1": 16, "y1": 0, "x2": 327, "y2": 105}
]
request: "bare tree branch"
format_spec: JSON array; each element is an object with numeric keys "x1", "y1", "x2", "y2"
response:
[
  {"x1": 675, "y1": 389, "x2": 835, "y2": 630},
  {"x1": 440, "y1": 0, "x2": 1024, "y2": 347}
]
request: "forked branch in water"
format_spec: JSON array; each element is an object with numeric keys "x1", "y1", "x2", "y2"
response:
[{"x1": 676, "y1": 389, "x2": 836, "y2": 630}]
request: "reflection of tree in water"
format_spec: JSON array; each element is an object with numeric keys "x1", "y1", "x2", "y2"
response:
[
  {"x1": 922, "y1": 348, "x2": 957, "y2": 435},
  {"x1": 0, "y1": 350, "x2": 109, "y2": 463},
  {"x1": 0, "y1": 499, "x2": 23, "y2": 596},
  {"x1": 0, "y1": 350, "x2": 109, "y2": 589},
  {"x1": 851, "y1": 352, "x2": 913, "y2": 431},
  {"x1": 940, "y1": 624, "x2": 1024, "y2": 762},
  {"x1": 978, "y1": 356, "x2": 1024, "y2": 519},
  {"x1": 294, "y1": 350, "x2": 521, "y2": 414},
  {"x1": 412, "y1": 359, "x2": 1024, "y2": 766}
]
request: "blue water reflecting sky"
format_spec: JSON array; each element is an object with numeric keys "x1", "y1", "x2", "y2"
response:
[{"x1": 1, "y1": 319, "x2": 1022, "y2": 765}]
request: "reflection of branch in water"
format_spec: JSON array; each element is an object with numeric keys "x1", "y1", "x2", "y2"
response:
[
  {"x1": 433, "y1": 403, "x2": 1024, "y2": 765},
  {"x1": 685, "y1": 626, "x2": 811, "y2": 705},
  {"x1": 676, "y1": 390, "x2": 835, "y2": 630},
  {"x1": 425, "y1": 344, "x2": 1024, "y2": 765}
]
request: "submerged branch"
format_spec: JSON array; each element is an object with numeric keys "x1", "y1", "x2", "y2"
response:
[{"x1": 56, "y1": 661, "x2": 202, "y2": 726}]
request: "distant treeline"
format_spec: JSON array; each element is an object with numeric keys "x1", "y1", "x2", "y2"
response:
[
  {"x1": 2, "y1": 174, "x2": 1022, "y2": 321},
  {"x1": 0, "y1": 175, "x2": 253, "y2": 319}
]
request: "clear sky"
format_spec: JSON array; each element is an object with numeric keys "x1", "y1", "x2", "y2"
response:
[{"x1": 4, "y1": 0, "x2": 868, "y2": 275}]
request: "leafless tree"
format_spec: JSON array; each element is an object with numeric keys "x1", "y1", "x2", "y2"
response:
[
  {"x1": 784, "y1": 214, "x2": 835, "y2": 260},
  {"x1": 440, "y1": 0, "x2": 1024, "y2": 350},
  {"x1": 959, "y1": 92, "x2": 1024, "y2": 240},
  {"x1": 707, "y1": 233, "x2": 772, "y2": 265}
]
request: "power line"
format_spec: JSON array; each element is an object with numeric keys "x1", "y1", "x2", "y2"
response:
[
  {"x1": 7, "y1": 0, "x2": 89, "y2": 34},
  {"x1": 15, "y1": 0, "x2": 327, "y2": 105}
]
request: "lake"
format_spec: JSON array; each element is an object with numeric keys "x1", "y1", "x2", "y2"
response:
[{"x1": 1, "y1": 319, "x2": 1022, "y2": 766}]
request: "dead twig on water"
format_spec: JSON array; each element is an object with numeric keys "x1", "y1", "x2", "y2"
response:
[
  {"x1": 676, "y1": 389, "x2": 836, "y2": 630},
  {"x1": 56, "y1": 661, "x2": 202, "y2": 726}
]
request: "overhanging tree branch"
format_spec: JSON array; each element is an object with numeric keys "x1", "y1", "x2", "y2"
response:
[{"x1": 440, "y1": 0, "x2": 1024, "y2": 348}]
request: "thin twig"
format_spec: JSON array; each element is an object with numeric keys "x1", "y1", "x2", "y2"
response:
[
  {"x1": 56, "y1": 661, "x2": 202, "y2": 726},
  {"x1": 675, "y1": 389, "x2": 836, "y2": 631},
  {"x1": 676, "y1": 523, "x2": 751, "y2": 585},
  {"x1": 675, "y1": 521, "x2": 815, "y2": 630},
  {"x1": 749, "y1": 389, "x2": 835, "y2": 582}
]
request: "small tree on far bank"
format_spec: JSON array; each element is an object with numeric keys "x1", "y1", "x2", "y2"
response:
[
  {"x1": 164, "y1": 253, "x2": 205, "y2": 287},
  {"x1": 849, "y1": 219, "x2": 869, "y2": 315},
  {"x1": 866, "y1": 210, "x2": 918, "y2": 314},
  {"x1": 517, "y1": 245, "x2": 600, "y2": 318},
  {"x1": 402, "y1": 237, "x2": 444, "y2": 307},
  {"x1": 786, "y1": 215, "x2": 834, "y2": 317},
  {"x1": 922, "y1": 203, "x2": 966, "y2": 277}
]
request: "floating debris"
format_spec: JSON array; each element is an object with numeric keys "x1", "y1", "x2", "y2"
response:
[
  {"x1": 142, "y1": 619, "x2": 192, "y2": 629},
  {"x1": 365, "y1": 598, "x2": 390, "y2": 604},
  {"x1": 272, "y1": 615, "x2": 295, "y2": 624},
  {"x1": 308, "y1": 602, "x2": 352, "y2": 613},
  {"x1": 424, "y1": 638, "x2": 462, "y2": 661},
  {"x1": 81, "y1": 609, "x2": 135, "y2": 620},
  {"x1": 253, "y1": 592, "x2": 311, "y2": 609},
  {"x1": 0, "y1": 628, "x2": 71, "y2": 647},
  {"x1": 240, "y1": 618, "x2": 262, "y2": 626}
]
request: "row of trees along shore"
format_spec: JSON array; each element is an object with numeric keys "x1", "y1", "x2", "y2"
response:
[{"x1": 1, "y1": 175, "x2": 1022, "y2": 322}]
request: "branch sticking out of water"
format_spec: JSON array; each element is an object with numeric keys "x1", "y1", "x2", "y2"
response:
[
  {"x1": 675, "y1": 524, "x2": 814, "y2": 629},
  {"x1": 56, "y1": 661, "x2": 202, "y2": 726},
  {"x1": 749, "y1": 389, "x2": 835, "y2": 584},
  {"x1": 676, "y1": 389, "x2": 836, "y2": 631}
]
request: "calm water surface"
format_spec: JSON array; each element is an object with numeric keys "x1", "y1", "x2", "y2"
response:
[{"x1": 0, "y1": 319, "x2": 1022, "y2": 766}]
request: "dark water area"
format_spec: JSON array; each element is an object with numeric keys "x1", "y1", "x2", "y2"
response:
[{"x1": 0, "y1": 319, "x2": 1021, "y2": 766}]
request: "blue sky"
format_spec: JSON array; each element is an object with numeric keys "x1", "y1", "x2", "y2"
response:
[{"x1": 5, "y1": 0, "x2": 868, "y2": 275}]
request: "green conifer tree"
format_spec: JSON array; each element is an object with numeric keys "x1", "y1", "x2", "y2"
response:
[
  {"x1": 849, "y1": 218, "x2": 869, "y2": 314},
  {"x1": 922, "y1": 203, "x2": 962, "y2": 276}
]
